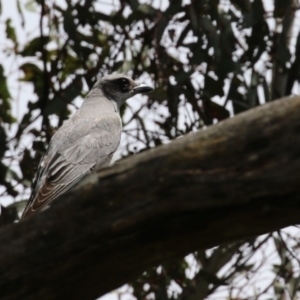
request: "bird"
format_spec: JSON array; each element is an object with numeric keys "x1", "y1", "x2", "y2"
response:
[{"x1": 21, "y1": 74, "x2": 153, "y2": 219}]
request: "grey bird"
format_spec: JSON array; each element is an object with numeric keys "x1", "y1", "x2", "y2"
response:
[{"x1": 21, "y1": 74, "x2": 153, "y2": 219}]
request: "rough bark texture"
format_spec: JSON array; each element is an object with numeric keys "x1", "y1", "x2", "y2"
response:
[{"x1": 1, "y1": 96, "x2": 300, "y2": 300}]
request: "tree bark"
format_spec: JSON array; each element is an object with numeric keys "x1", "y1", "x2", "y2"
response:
[{"x1": 1, "y1": 96, "x2": 300, "y2": 300}]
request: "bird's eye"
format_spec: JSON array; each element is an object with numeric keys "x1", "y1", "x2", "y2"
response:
[
  {"x1": 120, "y1": 78, "x2": 129, "y2": 86},
  {"x1": 116, "y1": 78, "x2": 130, "y2": 92}
]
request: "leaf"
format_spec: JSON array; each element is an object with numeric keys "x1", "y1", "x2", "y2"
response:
[
  {"x1": 188, "y1": 5, "x2": 198, "y2": 29},
  {"x1": 197, "y1": 269, "x2": 228, "y2": 286},
  {"x1": 112, "y1": 60, "x2": 124, "y2": 71},
  {"x1": 63, "y1": 9, "x2": 76, "y2": 39},
  {"x1": 277, "y1": 41, "x2": 291, "y2": 68},
  {"x1": 32, "y1": 141, "x2": 47, "y2": 154},
  {"x1": 226, "y1": 75, "x2": 248, "y2": 115},
  {"x1": 0, "y1": 205, "x2": 18, "y2": 226},
  {"x1": 176, "y1": 22, "x2": 191, "y2": 47},
  {"x1": 25, "y1": 0, "x2": 38, "y2": 12},
  {"x1": 167, "y1": 82, "x2": 179, "y2": 119},
  {"x1": 0, "y1": 65, "x2": 11, "y2": 102},
  {"x1": 0, "y1": 175, "x2": 18, "y2": 197},
  {"x1": 14, "y1": 111, "x2": 33, "y2": 141},
  {"x1": 175, "y1": 70, "x2": 192, "y2": 83},
  {"x1": 261, "y1": 77, "x2": 271, "y2": 102},
  {"x1": 247, "y1": 70, "x2": 259, "y2": 107},
  {"x1": 289, "y1": 274, "x2": 300, "y2": 297},
  {"x1": 8, "y1": 200, "x2": 28, "y2": 216},
  {"x1": 6, "y1": 168, "x2": 21, "y2": 182},
  {"x1": 92, "y1": 11, "x2": 112, "y2": 22},
  {"x1": 44, "y1": 97, "x2": 67, "y2": 115},
  {"x1": 0, "y1": 127, "x2": 8, "y2": 159},
  {"x1": 45, "y1": 75, "x2": 82, "y2": 116},
  {"x1": 164, "y1": 0, "x2": 182, "y2": 17},
  {"x1": 190, "y1": 47, "x2": 207, "y2": 65},
  {"x1": 252, "y1": 0, "x2": 265, "y2": 22},
  {"x1": 129, "y1": 0, "x2": 139, "y2": 10},
  {"x1": 156, "y1": 16, "x2": 168, "y2": 43},
  {"x1": 19, "y1": 63, "x2": 44, "y2": 99},
  {"x1": 204, "y1": 76, "x2": 224, "y2": 97},
  {"x1": 20, "y1": 62, "x2": 43, "y2": 81},
  {"x1": 273, "y1": 236, "x2": 286, "y2": 262},
  {"x1": 274, "y1": 0, "x2": 288, "y2": 18},
  {"x1": 273, "y1": 280, "x2": 285, "y2": 295},
  {"x1": 204, "y1": 100, "x2": 230, "y2": 121},
  {"x1": 137, "y1": 4, "x2": 155, "y2": 16},
  {"x1": 21, "y1": 37, "x2": 42, "y2": 57},
  {"x1": 19, "y1": 149, "x2": 35, "y2": 181},
  {"x1": 5, "y1": 19, "x2": 17, "y2": 45},
  {"x1": 16, "y1": 0, "x2": 25, "y2": 27},
  {"x1": 230, "y1": 0, "x2": 251, "y2": 13},
  {"x1": 0, "y1": 65, "x2": 15, "y2": 124}
]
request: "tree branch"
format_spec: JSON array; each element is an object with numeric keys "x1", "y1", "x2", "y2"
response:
[{"x1": 1, "y1": 96, "x2": 300, "y2": 300}]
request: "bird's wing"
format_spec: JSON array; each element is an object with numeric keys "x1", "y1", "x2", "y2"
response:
[{"x1": 22, "y1": 113, "x2": 122, "y2": 218}]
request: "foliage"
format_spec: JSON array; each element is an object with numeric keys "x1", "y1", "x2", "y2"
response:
[{"x1": 0, "y1": 0, "x2": 300, "y2": 299}]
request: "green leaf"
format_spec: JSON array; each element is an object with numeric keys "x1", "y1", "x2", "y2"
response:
[
  {"x1": 0, "y1": 65, "x2": 11, "y2": 103},
  {"x1": 198, "y1": 269, "x2": 228, "y2": 286},
  {"x1": 21, "y1": 37, "x2": 42, "y2": 56},
  {"x1": 230, "y1": 0, "x2": 251, "y2": 13},
  {"x1": 190, "y1": 47, "x2": 207, "y2": 65},
  {"x1": 92, "y1": 11, "x2": 112, "y2": 22},
  {"x1": 0, "y1": 65, "x2": 15, "y2": 124},
  {"x1": 25, "y1": 0, "x2": 38, "y2": 12},
  {"x1": 274, "y1": 0, "x2": 288, "y2": 18},
  {"x1": 164, "y1": 0, "x2": 182, "y2": 17},
  {"x1": 261, "y1": 77, "x2": 271, "y2": 102},
  {"x1": 20, "y1": 63, "x2": 44, "y2": 99},
  {"x1": 7, "y1": 200, "x2": 28, "y2": 215},
  {"x1": 156, "y1": 17, "x2": 168, "y2": 43},
  {"x1": 188, "y1": 5, "x2": 198, "y2": 29},
  {"x1": 128, "y1": 0, "x2": 139, "y2": 10},
  {"x1": 252, "y1": 0, "x2": 265, "y2": 22},
  {"x1": 19, "y1": 149, "x2": 35, "y2": 181},
  {"x1": 247, "y1": 70, "x2": 259, "y2": 107},
  {"x1": 63, "y1": 10, "x2": 76, "y2": 39},
  {"x1": 137, "y1": 4, "x2": 155, "y2": 16},
  {"x1": 176, "y1": 22, "x2": 191, "y2": 47},
  {"x1": 0, "y1": 205, "x2": 18, "y2": 226},
  {"x1": 20, "y1": 62, "x2": 43, "y2": 81},
  {"x1": 204, "y1": 76, "x2": 224, "y2": 97},
  {"x1": 204, "y1": 100, "x2": 230, "y2": 121},
  {"x1": 273, "y1": 280, "x2": 285, "y2": 295},
  {"x1": 273, "y1": 236, "x2": 286, "y2": 262},
  {"x1": 45, "y1": 75, "x2": 82, "y2": 116},
  {"x1": 5, "y1": 19, "x2": 17, "y2": 45},
  {"x1": 44, "y1": 97, "x2": 67, "y2": 115},
  {"x1": 6, "y1": 168, "x2": 21, "y2": 182},
  {"x1": 289, "y1": 275, "x2": 300, "y2": 297},
  {"x1": 227, "y1": 75, "x2": 248, "y2": 115},
  {"x1": 0, "y1": 128, "x2": 8, "y2": 158},
  {"x1": 32, "y1": 141, "x2": 47, "y2": 154},
  {"x1": 16, "y1": 0, "x2": 25, "y2": 27},
  {"x1": 175, "y1": 70, "x2": 192, "y2": 83}
]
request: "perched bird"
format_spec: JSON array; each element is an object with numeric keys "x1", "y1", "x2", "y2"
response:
[{"x1": 21, "y1": 74, "x2": 153, "y2": 219}]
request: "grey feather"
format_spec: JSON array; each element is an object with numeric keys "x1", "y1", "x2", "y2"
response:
[{"x1": 21, "y1": 74, "x2": 153, "y2": 218}]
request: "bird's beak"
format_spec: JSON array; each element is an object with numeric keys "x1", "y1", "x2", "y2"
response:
[{"x1": 133, "y1": 83, "x2": 153, "y2": 94}]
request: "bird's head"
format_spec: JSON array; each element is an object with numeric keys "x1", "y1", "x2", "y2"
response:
[{"x1": 92, "y1": 74, "x2": 153, "y2": 108}]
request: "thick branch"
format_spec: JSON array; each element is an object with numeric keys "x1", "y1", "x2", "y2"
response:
[{"x1": 1, "y1": 96, "x2": 300, "y2": 300}]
